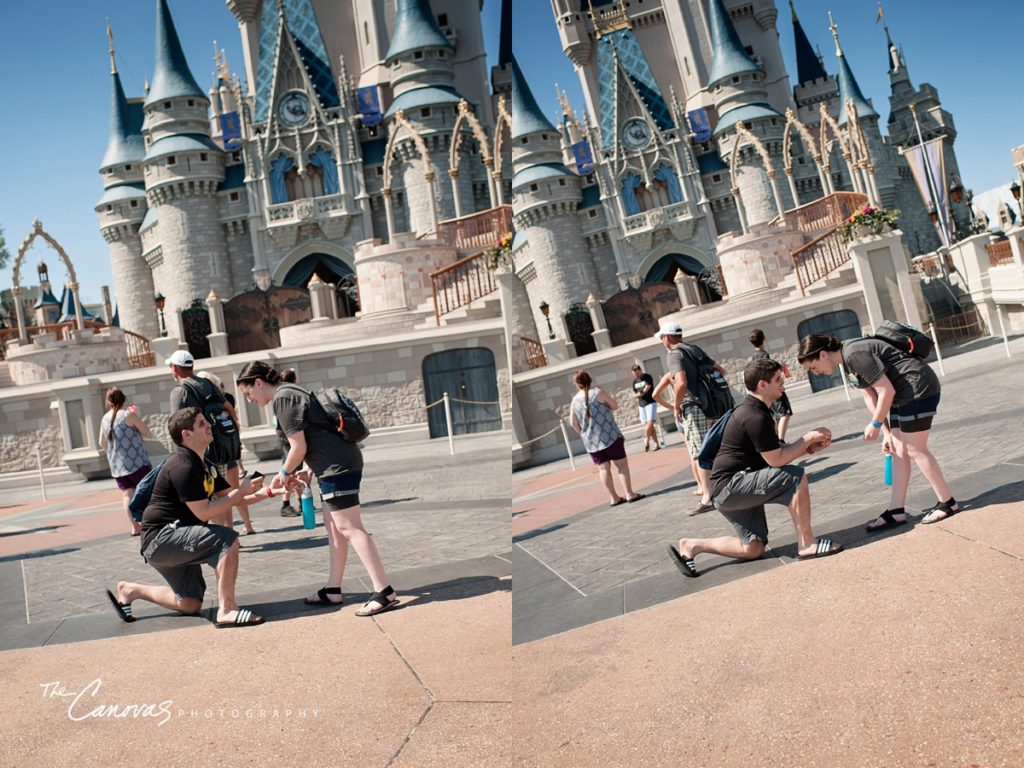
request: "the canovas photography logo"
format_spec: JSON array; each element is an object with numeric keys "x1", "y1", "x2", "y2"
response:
[{"x1": 40, "y1": 679, "x2": 319, "y2": 727}]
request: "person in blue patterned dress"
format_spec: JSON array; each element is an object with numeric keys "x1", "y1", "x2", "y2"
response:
[
  {"x1": 569, "y1": 371, "x2": 645, "y2": 507},
  {"x1": 99, "y1": 387, "x2": 152, "y2": 536}
]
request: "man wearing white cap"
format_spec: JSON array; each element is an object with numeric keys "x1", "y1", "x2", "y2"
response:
[
  {"x1": 652, "y1": 321, "x2": 728, "y2": 516},
  {"x1": 166, "y1": 351, "x2": 252, "y2": 534}
]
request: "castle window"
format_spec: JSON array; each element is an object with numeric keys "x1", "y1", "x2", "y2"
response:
[
  {"x1": 230, "y1": 191, "x2": 240, "y2": 202},
  {"x1": 163, "y1": 101, "x2": 172, "y2": 109},
  {"x1": 421, "y1": 107, "x2": 431, "y2": 118},
  {"x1": 588, "y1": 209, "x2": 597, "y2": 218},
  {"x1": 732, "y1": 77, "x2": 740, "y2": 84},
  {"x1": 521, "y1": 137, "x2": 528, "y2": 144},
  {"x1": 363, "y1": 22, "x2": 369, "y2": 45},
  {"x1": 105, "y1": 168, "x2": 114, "y2": 175},
  {"x1": 414, "y1": 51, "x2": 424, "y2": 60},
  {"x1": 376, "y1": 167, "x2": 383, "y2": 176},
  {"x1": 200, "y1": 153, "x2": 208, "y2": 162},
  {"x1": 232, "y1": 151, "x2": 241, "y2": 162},
  {"x1": 368, "y1": 126, "x2": 379, "y2": 137},
  {"x1": 558, "y1": 179, "x2": 566, "y2": 186},
  {"x1": 124, "y1": 164, "x2": 132, "y2": 171},
  {"x1": 529, "y1": 184, "x2": 539, "y2": 192},
  {"x1": 684, "y1": 57, "x2": 691, "y2": 76},
  {"x1": 712, "y1": 174, "x2": 722, "y2": 183},
  {"x1": 541, "y1": 134, "x2": 549, "y2": 140},
  {"x1": 166, "y1": 156, "x2": 176, "y2": 166},
  {"x1": 130, "y1": 200, "x2": 138, "y2": 208},
  {"x1": 187, "y1": 99, "x2": 195, "y2": 107},
  {"x1": 438, "y1": 13, "x2": 448, "y2": 25},
  {"x1": 106, "y1": 205, "x2": 113, "y2": 212}
]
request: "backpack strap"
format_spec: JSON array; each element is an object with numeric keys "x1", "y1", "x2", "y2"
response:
[{"x1": 276, "y1": 383, "x2": 332, "y2": 430}]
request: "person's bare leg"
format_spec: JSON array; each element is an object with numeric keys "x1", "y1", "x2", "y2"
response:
[
  {"x1": 598, "y1": 463, "x2": 621, "y2": 504},
  {"x1": 116, "y1": 580, "x2": 201, "y2": 615},
  {"x1": 677, "y1": 535, "x2": 764, "y2": 561},
  {"x1": 314, "y1": 505, "x2": 348, "y2": 601},
  {"x1": 695, "y1": 464, "x2": 712, "y2": 504},
  {"x1": 214, "y1": 540, "x2": 259, "y2": 623},
  {"x1": 611, "y1": 457, "x2": 636, "y2": 498},
  {"x1": 887, "y1": 428, "x2": 912, "y2": 510},
  {"x1": 122, "y1": 489, "x2": 140, "y2": 535},
  {"x1": 332, "y1": 505, "x2": 389, "y2": 591},
  {"x1": 786, "y1": 474, "x2": 817, "y2": 554},
  {"x1": 903, "y1": 429, "x2": 956, "y2": 522},
  {"x1": 777, "y1": 415, "x2": 791, "y2": 441},
  {"x1": 227, "y1": 466, "x2": 255, "y2": 534}
]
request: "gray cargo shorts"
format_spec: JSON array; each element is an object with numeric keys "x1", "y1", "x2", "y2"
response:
[
  {"x1": 712, "y1": 465, "x2": 804, "y2": 544},
  {"x1": 143, "y1": 522, "x2": 239, "y2": 601}
]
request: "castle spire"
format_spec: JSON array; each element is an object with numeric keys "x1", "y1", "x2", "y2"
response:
[
  {"x1": 790, "y1": 1, "x2": 826, "y2": 85},
  {"x1": 107, "y1": 18, "x2": 117, "y2": 75},
  {"x1": 101, "y1": 37, "x2": 145, "y2": 171},
  {"x1": 498, "y1": 0, "x2": 512, "y2": 67},
  {"x1": 511, "y1": 57, "x2": 556, "y2": 139},
  {"x1": 385, "y1": 0, "x2": 452, "y2": 63},
  {"x1": 145, "y1": 0, "x2": 206, "y2": 107},
  {"x1": 707, "y1": 0, "x2": 760, "y2": 87},
  {"x1": 830, "y1": 13, "x2": 877, "y2": 126}
]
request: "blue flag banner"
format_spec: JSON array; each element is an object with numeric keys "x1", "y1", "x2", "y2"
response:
[
  {"x1": 688, "y1": 108, "x2": 712, "y2": 142},
  {"x1": 220, "y1": 112, "x2": 241, "y2": 150},
  {"x1": 572, "y1": 140, "x2": 594, "y2": 175},
  {"x1": 358, "y1": 86, "x2": 382, "y2": 126}
]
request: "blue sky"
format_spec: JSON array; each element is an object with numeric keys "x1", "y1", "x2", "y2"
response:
[{"x1": 1, "y1": 0, "x2": 1021, "y2": 305}]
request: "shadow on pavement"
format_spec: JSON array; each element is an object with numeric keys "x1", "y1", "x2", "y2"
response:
[
  {"x1": 513, "y1": 524, "x2": 567, "y2": 544},
  {"x1": 0, "y1": 547, "x2": 80, "y2": 564},
  {"x1": 807, "y1": 461, "x2": 855, "y2": 483},
  {"x1": 363, "y1": 497, "x2": 419, "y2": 508},
  {"x1": 402, "y1": 575, "x2": 510, "y2": 608},
  {"x1": 0, "y1": 524, "x2": 69, "y2": 538},
  {"x1": 963, "y1": 480, "x2": 1024, "y2": 509}
]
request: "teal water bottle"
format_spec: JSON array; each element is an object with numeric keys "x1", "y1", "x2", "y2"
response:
[
  {"x1": 301, "y1": 485, "x2": 316, "y2": 529},
  {"x1": 884, "y1": 453, "x2": 893, "y2": 486}
]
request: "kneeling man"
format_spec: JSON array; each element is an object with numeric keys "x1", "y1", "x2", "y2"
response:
[
  {"x1": 106, "y1": 407, "x2": 276, "y2": 627},
  {"x1": 669, "y1": 358, "x2": 842, "y2": 577}
]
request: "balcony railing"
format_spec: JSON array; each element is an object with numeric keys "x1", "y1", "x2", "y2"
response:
[
  {"x1": 430, "y1": 251, "x2": 496, "y2": 324},
  {"x1": 521, "y1": 336, "x2": 547, "y2": 369},
  {"x1": 124, "y1": 330, "x2": 156, "y2": 369},
  {"x1": 266, "y1": 193, "x2": 352, "y2": 225},
  {"x1": 0, "y1": 320, "x2": 154, "y2": 369},
  {"x1": 986, "y1": 238, "x2": 1015, "y2": 268},
  {"x1": 779, "y1": 191, "x2": 869, "y2": 235},
  {"x1": 790, "y1": 227, "x2": 848, "y2": 295},
  {"x1": 622, "y1": 202, "x2": 690, "y2": 235},
  {"x1": 436, "y1": 205, "x2": 513, "y2": 251}
]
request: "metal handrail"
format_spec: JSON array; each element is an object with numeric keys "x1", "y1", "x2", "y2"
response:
[
  {"x1": 123, "y1": 330, "x2": 156, "y2": 369},
  {"x1": 986, "y1": 239, "x2": 1014, "y2": 268},
  {"x1": 790, "y1": 226, "x2": 848, "y2": 295},
  {"x1": 429, "y1": 250, "x2": 496, "y2": 324},
  {"x1": 780, "y1": 191, "x2": 869, "y2": 235},
  {"x1": 521, "y1": 336, "x2": 547, "y2": 369},
  {"x1": 436, "y1": 205, "x2": 512, "y2": 251}
]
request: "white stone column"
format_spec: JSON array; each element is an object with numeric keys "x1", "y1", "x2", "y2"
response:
[
  {"x1": 449, "y1": 169, "x2": 463, "y2": 219},
  {"x1": 492, "y1": 170, "x2": 504, "y2": 206},
  {"x1": 732, "y1": 188, "x2": 749, "y2": 235},
  {"x1": 205, "y1": 289, "x2": 229, "y2": 357},
  {"x1": 767, "y1": 171, "x2": 786, "y2": 220},
  {"x1": 847, "y1": 229, "x2": 921, "y2": 331},
  {"x1": 785, "y1": 169, "x2": 799, "y2": 211},
  {"x1": 674, "y1": 272, "x2": 699, "y2": 309},
  {"x1": 425, "y1": 171, "x2": 440, "y2": 233},
  {"x1": 382, "y1": 188, "x2": 396, "y2": 240},
  {"x1": 586, "y1": 294, "x2": 612, "y2": 351},
  {"x1": 12, "y1": 286, "x2": 27, "y2": 343}
]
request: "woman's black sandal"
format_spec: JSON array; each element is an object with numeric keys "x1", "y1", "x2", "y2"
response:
[
  {"x1": 355, "y1": 586, "x2": 400, "y2": 617},
  {"x1": 304, "y1": 587, "x2": 344, "y2": 606},
  {"x1": 865, "y1": 509, "x2": 908, "y2": 534}
]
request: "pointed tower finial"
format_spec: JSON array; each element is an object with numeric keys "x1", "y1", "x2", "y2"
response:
[
  {"x1": 829, "y1": 11, "x2": 842, "y2": 57},
  {"x1": 789, "y1": 0, "x2": 797, "y2": 23},
  {"x1": 107, "y1": 19, "x2": 117, "y2": 75}
]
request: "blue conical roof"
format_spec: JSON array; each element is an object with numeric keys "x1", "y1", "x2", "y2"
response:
[
  {"x1": 102, "y1": 72, "x2": 145, "y2": 169},
  {"x1": 836, "y1": 50, "x2": 877, "y2": 125},
  {"x1": 511, "y1": 58, "x2": 556, "y2": 139},
  {"x1": 498, "y1": 0, "x2": 512, "y2": 67},
  {"x1": 708, "y1": 0, "x2": 761, "y2": 86},
  {"x1": 58, "y1": 286, "x2": 97, "y2": 323},
  {"x1": 385, "y1": 0, "x2": 453, "y2": 63},
  {"x1": 33, "y1": 287, "x2": 60, "y2": 310},
  {"x1": 791, "y1": 2, "x2": 827, "y2": 85},
  {"x1": 145, "y1": 0, "x2": 206, "y2": 107}
]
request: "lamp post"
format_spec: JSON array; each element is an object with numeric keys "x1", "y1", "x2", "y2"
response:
[
  {"x1": 37, "y1": 260, "x2": 49, "y2": 285},
  {"x1": 538, "y1": 301, "x2": 555, "y2": 340},
  {"x1": 154, "y1": 293, "x2": 167, "y2": 337}
]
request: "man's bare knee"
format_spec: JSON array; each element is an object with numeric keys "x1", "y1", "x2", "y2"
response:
[
  {"x1": 178, "y1": 596, "x2": 202, "y2": 615},
  {"x1": 740, "y1": 539, "x2": 765, "y2": 559}
]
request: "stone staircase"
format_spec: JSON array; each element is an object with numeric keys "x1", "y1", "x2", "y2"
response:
[
  {"x1": 412, "y1": 290, "x2": 502, "y2": 329},
  {"x1": 0, "y1": 361, "x2": 14, "y2": 388}
]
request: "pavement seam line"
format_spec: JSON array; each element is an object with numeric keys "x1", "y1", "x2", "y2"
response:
[
  {"x1": 385, "y1": 701, "x2": 434, "y2": 768},
  {"x1": 938, "y1": 526, "x2": 1024, "y2": 562},
  {"x1": 20, "y1": 559, "x2": 30, "y2": 624},
  {"x1": 514, "y1": 542, "x2": 588, "y2": 597}
]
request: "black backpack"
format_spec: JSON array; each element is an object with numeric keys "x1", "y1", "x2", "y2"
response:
[
  {"x1": 680, "y1": 344, "x2": 735, "y2": 420},
  {"x1": 872, "y1": 320, "x2": 934, "y2": 359},
  {"x1": 181, "y1": 378, "x2": 242, "y2": 467},
  {"x1": 128, "y1": 460, "x2": 166, "y2": 521},
  {"x1": 280, "y1": 384, "x2": 370, "y2": 444}
]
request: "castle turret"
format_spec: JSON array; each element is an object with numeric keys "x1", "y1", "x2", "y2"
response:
[
  {"x1": 381, "y1": 0, "x2": 472, "y2": 233},
  {"x1": 141, "y1": 0, "x2": 230, "y2": 331},
  {"x1": 707, "y1": 0, "x2": 787, "y2": 227},
  {"x1": 790, "y1": 0, "x2": 838, "y2": 131},
  {"x1": 96, "y1": 22, "x2": 159, "y2": 339},
  {"x1": 510, "y1": 57, "x2": 600, "y2": 349}
]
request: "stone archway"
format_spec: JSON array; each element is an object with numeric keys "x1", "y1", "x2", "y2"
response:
[
  {"x1": 783, "y1": 108, "x2": 830, "y2": 204},
  {"x1": 382, "y1": 109, "x2": 439, "y2": 237},
  {"x1": 491, "y1": 96, "x2": 510, "y2": 206},
  {"x1": 449, "y1": 99, "x2": 496, "y2": 214},
  {"x1": 10, "y1": 220, "x2": 84, "y2": 342}
]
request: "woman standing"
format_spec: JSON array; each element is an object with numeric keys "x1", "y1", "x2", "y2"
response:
[
  {"x1": 98, "y1": 387, "x2": 152, "y2": 536},
  {"x1": 797, "y1": 333, "x2": 958, "y2": 530},
  {"x1": 569, "y1": 371, "x2": 645, "y2": 507},
  {"x1": 235, "y1": 361, "x2": 399, "y2": 616}
]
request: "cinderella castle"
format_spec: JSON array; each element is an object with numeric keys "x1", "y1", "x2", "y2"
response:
[
  {"x1": 504, "y1": 0, "x2": 972, "y2": 365},
  {"x1": 97, "y1": 0, "x2": 512, "y2": 347}
]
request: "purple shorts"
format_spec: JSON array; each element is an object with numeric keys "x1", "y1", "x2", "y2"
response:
[
  {"x1": 589, "y1": 436, "x2": 627, "y2": 465},
  {"x1": 115, "y1": 463, "x2": 152, "y2": 491}
]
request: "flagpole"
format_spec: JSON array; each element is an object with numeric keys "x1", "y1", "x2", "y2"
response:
[{"x1": 907, "y1": 103, "x2": 954, "y2": 286}]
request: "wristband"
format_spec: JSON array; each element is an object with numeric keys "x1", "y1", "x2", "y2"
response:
[
  {"x1": 265, "y1": 485, "x2": 273, "y2": 498},
  {"x1": 279, "y1": 467, "x2": 290, "y2": 477},
  {"x1": 870, "y1": 420, "x2": 883, "y2": 429}
]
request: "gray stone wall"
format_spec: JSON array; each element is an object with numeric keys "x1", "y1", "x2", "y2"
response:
[
  {"x1": 107, "y1": 230, "x2": 160, "y2": 339},
  {"x1": 0, "y1": 391, "x2": 62, "y2": 470}
]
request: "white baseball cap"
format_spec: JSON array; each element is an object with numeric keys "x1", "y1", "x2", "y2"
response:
[
  {"x1": 654, "y1": 321, "x2": 683, "y2": 339},
  {"x1": 165, "y1": 350, "x2": 195, "y2": 367}
]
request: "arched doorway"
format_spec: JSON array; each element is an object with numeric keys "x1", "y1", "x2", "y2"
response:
[
  {"x1": 645, "y1": 253, "x2": 722, "y2": 303},
  {"x1": 282, "y1": 252, "x2": 359, "y2": 317},
  {"x1": 564, "y1": 303, "x2": 596, "y2": 357},
  {"x1": 422, "y1": 349, "x2": 503, "y2": 438},
  {"x1": 797, "y1": 309, "x2": 862, "y2": 392}
]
